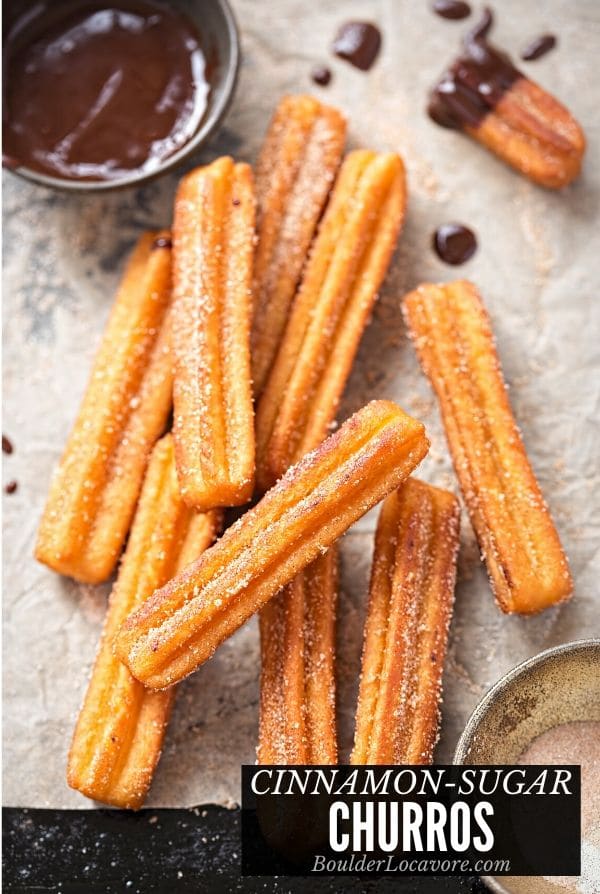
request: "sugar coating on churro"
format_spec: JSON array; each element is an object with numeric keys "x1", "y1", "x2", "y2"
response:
[
  {"x1": 114, "y1": 400, "x2": 429, "y2": 690},
  {"x1": 35, "y1": 232, "x2": 174, "y2": 584},
  {"x1": 352, "y1": 479, "x2": 460, "y2": 765},
  {"x1": 403, "y1": 280, "x2": 573, "y2": 614},
  {"x1": 251, "y1": 95, "x2": 347, "y2": 396},
  {"x1": 67, "y1": 435, "x2": 220, "y2": 809},
  {"x1": 256, "y1": 149, "x2": 407, "y2": 491},
  {"x1": 172, "y1": 156, "x2": 256, "y2": 510},
  {"x1": 258, "y1": 548, "x2": 338, "y2": 765}
]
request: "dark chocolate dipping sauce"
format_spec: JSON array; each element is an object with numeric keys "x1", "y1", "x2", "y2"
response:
[
  {"x1": 332, "y1": 22, "x2": 381, "y2": 71},
  {"x1": 427, "y1": 8, "x2": 521, "y2": 130},
  {"x1": 3, "y1": 1, "x2": 211, "y2": 182},
  {"x1": 521, "y1": 34, "x2": 557, "y2": 61},
  {"x1": 432, "y1": 0, "x2": 471, "y2": 21},
  {"x1": 433, "y1": 223, "x2": 477, "y2": 265}
]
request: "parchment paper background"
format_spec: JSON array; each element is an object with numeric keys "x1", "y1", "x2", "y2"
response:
[{"x1": 3, "y1": 0, "x2": 599, "y2": 808}]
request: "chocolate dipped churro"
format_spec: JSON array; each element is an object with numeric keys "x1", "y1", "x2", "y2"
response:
[
  {"x1": 351, "y1": 479, "x2": 460, "y2": 765},
  {"x1": 258, "y1": 548, "x2": 338, "y2": 765},
  {"x1": 403, "y1": 280, "x2": 573, "y2": 614},
  {"x1": 428, "y1": 9, "x2": 585, "y2": 188},
  {"x1": 68, "y1": 435, "x2": 220, "y2": 809},
  {"x1": 251, "y1": 95, "x2": 347, "y2": 396},
  {"x1": 115, "y1": 400, "x2": 429, "y2": 689},
  {"x1": 256, "y1": 150, "x2": 407, "y2": 491},
  {"x1": 172, "y1": 156, "x2": 256, "y2": 510},
  {"x1": 35, "y1": 232, "x2": 173, "y2": 584}
]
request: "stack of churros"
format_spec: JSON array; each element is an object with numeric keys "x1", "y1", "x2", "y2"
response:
[
  {"x1": 352, "y1": 480, "x2": 460, "y2": 765},
  {"x1": 251, "y1": 95, "x2": 347, "y2": 396},
  {"x1": 258, "y1": 549, "x2": 338, "y2": 765},
  {"x1": 36, "y1": 231, "x2": 173, "y2": 584},
  {"x1": 68, "y1": 435, "x2": 220, "y2": 808},
  {"x1": 34, "y1": 90, "x2": 574, "y2": 808},
  {"x1": 402, "y1": 280, "x2": 573, "y2": 614},
  {"x1": 172, "y1": 156, "x2": 256, "y2": 510},
  {"x1": 256, "y1": 149, "x2": 406, "y2": 491},
  {"x1": 115, "y1": 401, "x2": 428, "y2": 689}
]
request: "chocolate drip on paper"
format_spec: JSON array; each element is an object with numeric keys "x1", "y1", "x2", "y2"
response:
[{"x1": 427, "y1": 8, "x2": 521, "y2": 130}]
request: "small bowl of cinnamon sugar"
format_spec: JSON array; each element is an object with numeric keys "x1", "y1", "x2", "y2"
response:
[{"x1": 455, "y1": 639, "x2": 600, "y2": 894}]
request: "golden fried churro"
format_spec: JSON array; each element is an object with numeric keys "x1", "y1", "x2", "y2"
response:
[
  {"x1": 258, "y1": 548, "x2": 338, "y2": 765},
  {"x1": 251, "y1": 95, "x2": 347, "y2": 395},
  {"x1": 256, "y1": 150, "x2": 407, "y2": 491},
  {"x1": 403, "y1": 280, "x2": 573, "y2": 614},
  {"x1": 172, "y1": 156, "x2": 256, "y2": 510},
  {"x1": 428, "y1": 10, "x2": 585, "y2": 188},
  {"x1": 115, "y1": 400, "x2": 429, "y2": 689},
  {"x1": 351, "y1": 479, "x2": 460, "y2": 765},
  {"x1": 68, "y1": 435, "x2": 220, "y2": 809},
  {"x1": 35, "y1": 232, "x2": 173, "y2": 584}
]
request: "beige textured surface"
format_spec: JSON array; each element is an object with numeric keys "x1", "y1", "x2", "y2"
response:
[{"x1": 3, "y1": 0, "x2": 599, "y2": 807}]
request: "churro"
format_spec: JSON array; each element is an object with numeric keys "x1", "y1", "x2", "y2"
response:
[
  {"x1": 256, "y1": 150, "x2": 406, "y2": 491},
  {"x1": 428, "y1": 10, "x2": 585, "y2": 188},
  {"x1": 403, "y1": 280, "x2": 573, "y2": 614},
  {"x1": 172, "y1": 156, "x2": 256, "y2": 509},
  {"x1": 251, "y1": 95, "x2": 347, "y2": 395},
  {"x1": 35, "y1": 232, "x2": 173, "y2": 584},
  {"x1": 68, "y1": 435, "x2": 220, "y2": 809},
  {"x1": 115, "y1": 400, "x2": 429, "y2": 689},
  {"x1": 258, "y1": 548, "x2": 338, "y2": 765},
  {"x1": 351, "y1": 479, "x2": 460, "y2": 765}
]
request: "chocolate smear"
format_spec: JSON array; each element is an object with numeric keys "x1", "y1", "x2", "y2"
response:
[{"x1": 332, "y1": 22, "x2": 381, "y2": 71}]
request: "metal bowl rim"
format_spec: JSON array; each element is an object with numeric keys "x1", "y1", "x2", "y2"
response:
[{"x1": 454, "y1": 637, "x2": 600, "y2": 765}]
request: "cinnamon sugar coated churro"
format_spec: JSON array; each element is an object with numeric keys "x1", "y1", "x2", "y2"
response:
[
  {"x1": 172, "y1": 156, "x2": 256, "y2": 510},
  {"x1": 251, "y1": 95, "x2": 347, "y2": 395},
  {"x1": 115, "y1": 400, "x2": 429, "y2": 689},
  {"x1": 402, "y1": 280, "x2": 573, "y2": 614},
  {"x1": 256, "y1": 150, "x2": 407, "y2": 491},
  {"x1": 258, "y1": 549, "x2": 338, "y2": 765},
  {"x1": 352, "y1": 479, "x2": 460, "y2": 765},
  {"x1": 68, "y1": 435, "x2": 220, "y2": 809},
  {"x1": 428, "y1": 10, "x2": 585, "y2": 188},
  {"x1": 35, "y1": 232, "x2": 173, "y2": 584}
]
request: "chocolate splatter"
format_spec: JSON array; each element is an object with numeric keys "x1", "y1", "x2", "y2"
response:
[
  {"x1": 332, "y1": 22, "x2": 381, "y2": 71},
  {"x1": 433, "y1": 223, "x2": 477, "y2": 264},
  {"x1": 311, "y1": 66, "x2": 332, "y2": 86},
  {"x1": 432, "y1": 0, "x2": 471, "y2": 21},
  {"x1": 521, "y1": 34, "x2": 556, "y2": 61}
]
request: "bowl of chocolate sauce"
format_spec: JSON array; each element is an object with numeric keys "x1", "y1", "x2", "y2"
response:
[{"x1": 2, "y1": 0, "x2": 240, "y2": 190}]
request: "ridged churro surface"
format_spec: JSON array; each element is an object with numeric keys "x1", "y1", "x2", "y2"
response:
[
  {"x1": 258, "y1": 548, "x2": 338, "y2": 765},
  {"x1": 251, "y1": 95, "x2": 347, "y2": 396},
  {"x1": 172, "y1": 156, "x2": 256, "y2": 509},
  {"x1": 256, "y1": 150, "x2": 406, "y2": 491},
  {"x1": 67, "y1": 435, "x2": 220, "y2": 809},
  {"x1": 115, "y1": 400, "x2": 429, "y2": 689},
  {"x1": 472, "y1": 78, "x2": 585, "y2": 189},
  {"x1": 403, "y1": 280, "x2": 573, "y2": 614},
  {"x1": 352, "y1": 479, "x2": 460, "y2": 765},
  {"x1": 35, "y1": 232, "x2": 173, "y2": 584}
]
